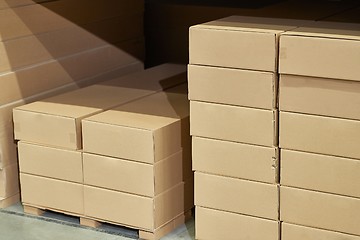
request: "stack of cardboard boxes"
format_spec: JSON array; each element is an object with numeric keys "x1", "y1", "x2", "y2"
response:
[
  {"x1": 13, "y1": 64, "x2": 193, "y2": 240},
  {"x1": 279, "y1": 22, "x2": 360, "y2": 239},
  {"x1": 188, "y1": 16, "x2": 302, "y2": 240},
  {"x1": 0, "y1": 0, "x2": 145, "y2": 207},
  {"x1": 81, "y1": 83, "x2": 193, "y2": 239}
]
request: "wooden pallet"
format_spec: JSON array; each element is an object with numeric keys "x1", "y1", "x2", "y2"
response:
[
  {"x1": 23, "y1": 204, "x2": 192, "y2": 240},
  {"x1": 80, "y1": 210, "x2": 192, "y2": 240}
]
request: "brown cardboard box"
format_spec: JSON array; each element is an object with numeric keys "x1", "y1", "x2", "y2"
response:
[
  {"x1": 322, "y1": 6, "x2": 360, "y2": 23},
  {"x1": 190, "y1": 101, "x2": 277, "y2": 147},
  {"x1": 282, "y1": 222, "x2": 360, "y2": 240},
  {"x1": 281, "y1": 149, "x2": 360, "y2": 199},
  {"x1": 281, "y1": 186, "x2": 360, "y2": 236},
  {"x1": 0, "y1": 1, "x2": 144, "y2": 41},
  {"x1": 196, "y1": 207, "x2": 279, "y2": 240},
  {"x1": 0, "y1": 0, "x2": 38, "y2": 10},
  {"x1": 192, "y1": 137, "x2": 278, "y2": 184},
  {"x1": 280, "y1": 111, "x2": 360, "y2": 159},
  {"x1": 20, "y1": 173, "x2": 83, "y2": 215},
  {"x1": 18, "y1": 141, "x2": 82, "y2": 183},
  {"x1": 188, "y1": 64, "x2": 277, "y2": 109},
  {"x1": 82, "y1": 89, "x2": 189, "y2": 163},
  {"x1": 40, "y1": 0, "x2": 144, "y2": 25},
  {"x1": 1, "y1": 48, "x2": 143, "y2": 106},
  {"x1": 84, "y1": 181, "x2": 193, "y2": 232},
  {"x1": 83, "y1": 149, "x2": 191, "y2": 197},
  {"x1": 189, "y1": 16, "x2": 301, "y2": 72},
  {"x1": 0, "y1": 164, "x2": 19, "y2": 198},
  {"x1": 0, "y1": 62, "x2": 142, "y2": 169},
  {"x1": 0, "y1": 14, "x2": 143, "y2": 74},
  {"x1": 195, "y1": 172, "x2": 278, "y2": 220},
  {"x1": 13, "y1": 64, "x2": 186, "y2": 150},
  {"x1": 0, "y1": 194, "x2": 20, "y2": 208},
  {"x1": 279, "y1": 74, "x2": 360, "y2": 120},
  {"x1": 279, "y1": 22, "x2": 360, "y2": 81}
]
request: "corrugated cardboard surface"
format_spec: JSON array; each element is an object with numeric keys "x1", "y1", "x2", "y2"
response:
[
  {"x1": 195, "y1": 172, "x2": 279, "y2": 220},
  {"x1": 188, "y1": 64, "x2": 277, "y2": 109},
  {"x1": 282, "y1": 223, "x2": 360, "y2": 240},
  {"x1": 0, "y1": 164, "x2": 19, "y2": 198},
  {"x1": 83, "y1": 90, "x2": 189, "y2": 163},
  {"x1": 0, "y1": 0, "x2": 144, "y2": 41},
  {"x1": 18, "y1": 141, "x2": 83, "y2": 183},
  {"x1": 0, "y1": 13, "x2": 143, "y2": 74},
  {"x1": 279, "y1": 22, "x2": 360, "y2": 81},
  {"x1": 281, "y1": 149, "x2": 360, "y2": 198},
  {"x1": 0, "y1": 62, "x2": 142, "y2": 169},
  {"x1": 189, "y1": 16, "x2": 299, "y2": 72},
  {"x1": 190, "y1": 101, "x2": 277, "y2": 147},
  {"x1": 281, "y1": 186, "x2": 360, "y2": 236},
  {"x1": 83, "y1": 150, "x2": 188, "y2": 197},
  {"x1": 13, "y1": 64, "x2": 186, "y2": 150},
  {"x1": 279, "y1": 74, "x2": 360, "y2": 120},
  {"x1": 196, "y1": 207, "x2": 279, "y2": 240},
  {"x1": 0, "y1": 46, "x2": 143, "y2": 104},
  {"x1": 20, "y1": 173, "x2": 83, "y2": 215},
  {"x1": 0, "y1": 194, "x2": 20, "y2": 208},
  {"x1": 84, "y1": 180, "x2": 193, "y2": 231},
  {"x1": 192, "y1": 137, "x2": 278, "y2": 184},
  {"x1": 39, "y1": 0, "x2": 144, "y2": 25},
  {"x1": 280, "y1": 111, "x2": 360, "y2": 159}
]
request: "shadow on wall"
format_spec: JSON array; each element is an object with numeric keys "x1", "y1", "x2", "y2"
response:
[
  {"x1": 0, "y1": 0, "x2": 147, "y2": 205},
  {"x1": 1, "y1": 0, "x2": 145, "y2": 106}
]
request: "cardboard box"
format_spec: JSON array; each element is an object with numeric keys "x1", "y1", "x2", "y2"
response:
[
  {"x1": 84, "y1": 181, "x2": 193, "y2": 232},
  {"x1": 0, "y1": 0, "x2": 38, "y2": 10},
  {"x1": 20, "y1": 173, "x2": 83, "y2": 215},
  {"x1": 281, "y1": 149, "x2": 360, "y2": 199},
  {"x1": 322, "y1": 6, "x2": 360, "y2": 23},
  {"x1": 0, "y1": 14, "x2": 143, "y2": 74},
  {"x1": 190, "y1": 101, "x2": 277, "y2": 147},
  {"x1": 282, "y1": 222, "x2": 360, "y2": 240},
  {"x1": 189, "y1": 16, "x2": 300, "y2": 72},
  {"x1": 40, "y1": 0, "x2": 144, "y2": 26},
  {"x1": 82, "y1": 89, "x2": 189, "y2": 163},
  {"x1": 18, "y1": 141, "x2": 82, "y2": 183},
  {"x1": 1, "y1": 49, "x2": 143, "y2": 106},
  {"x1": 0, "y1": 1, "x2": 144, "y2": 41},
  {"x1": 196, "y1": 207, "x2": 279, "y2": 240},
  {"x1": 279, "y1": 74, "x2": 360, "y2": 120},
  {"x1": 281, "y1": 186, "x2": 360, "y2": 236},
  {"x1": 280, "y1": 111, "x2": 360, "y2": 159},
  {"x1": 83, "y1": 149, "x2": 191, "y2": 197},
  {"x1": 188, "y1": 64, "x2": 277, "y2": 109},
  {"x1": 0, "y1": 194, "x2": 20, "y2": 208},
  {"x1": 195, "y1": 172, "x2": 279, "y2": 220},
  {"x1": 0, "y1": 62, "x2": 142, "y2": 169},
  {"x1": 279, "y1": 22, "x2": 360, "y2": 81},
  {"x1": 0, "y1": 164, "x2": 19, "y2": 198},
  {"x1": 192, "y1": 137, "x2": 279, "y2": 184},
  {"x1": 13, "y1": 64, "x2": 186, "y2": 149}
]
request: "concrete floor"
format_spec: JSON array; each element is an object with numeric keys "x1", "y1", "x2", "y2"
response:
[{"x1": 0, "y1": 204, "x2": 195, "y2": 240}]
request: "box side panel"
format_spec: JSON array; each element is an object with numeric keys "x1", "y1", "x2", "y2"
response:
[{"x1": 196, "y1": 207, "x2": 279, "y2": 240}]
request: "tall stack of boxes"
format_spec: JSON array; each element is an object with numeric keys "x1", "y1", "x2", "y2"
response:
[
  {"x1": 279, "y1": 22, "x2": 360, "y2": 239},
  {"x1": 0, "y1": 0, "x2": 145, "y2": 207},
  {"x1": 188, "y1": 16, "x2": 302, "y2": 240},
  {"x1": 13, "y1": 64, "x2": 192, "y2": 239}
]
